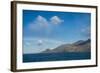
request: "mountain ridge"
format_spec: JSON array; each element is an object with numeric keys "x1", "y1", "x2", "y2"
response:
[{"x1": 42, "y1": 39, "x2": 91, "y2": 53}]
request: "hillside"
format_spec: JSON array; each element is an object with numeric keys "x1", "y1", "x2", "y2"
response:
[{"x1": 42, "y1": 39, "x2": 91, "y2": 53}]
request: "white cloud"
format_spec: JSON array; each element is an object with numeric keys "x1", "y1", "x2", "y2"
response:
[
  {"x1": 24, "y1": 42, "x2": 31, "y2": 46},
  {"x1": 29, "y1": 15, "x2": 48, "y2": 31},
  {"x1": 35, "y1": 15, "x2": 48, "y2": 27},
  {"x1": 37, "y1": 40, "x2": 43, "y2": 46},
  {"x1": 28, "y1": 15, "x2": 64, "y2": 34},
  {"x1": 81, "y1": 26, "x2": 90, "y2": 38},
  {"x1": 50, "y1": 16, "x2": 64, "y2": 25}
]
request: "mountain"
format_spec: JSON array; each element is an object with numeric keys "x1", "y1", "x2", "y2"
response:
[{"x1": 42, "y1": 39, "x2": 91, "y2": 53}]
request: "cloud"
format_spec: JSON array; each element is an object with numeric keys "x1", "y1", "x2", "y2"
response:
[
  {"x1": 35, "y1": 15, "x2": 48, "y2": 27},
  {"x1": 81, "y1": 26, "x2": 91, "y2": 38},
  {"x1": 29, "y1": 15, "x2": 48, "y2": 31},
  {"x1": 37, "y1": 40, "x2": 43, "y2": 46},
  {"x1": 24, "y1": 42, "x2": 31, "y2": 47},
  {"x1": 28, "y1": 15, "x2": 64, "y2": 35},
  {"x1": 50, "y1": 16, "x2": 64, "y2": 25}
]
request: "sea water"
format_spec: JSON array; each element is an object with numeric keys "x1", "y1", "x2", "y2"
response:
[{"x1": 23, "y1": 52, "x2": 91, "y2": 62}]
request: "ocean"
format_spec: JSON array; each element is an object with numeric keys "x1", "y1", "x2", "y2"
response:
[{"x1": 23, "y1": 52, "x2": 91, "y2": 62}]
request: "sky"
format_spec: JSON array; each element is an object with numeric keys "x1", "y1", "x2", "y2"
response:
[{"x1": 23, "y1": 10, "x2": 91, "y2": 54}]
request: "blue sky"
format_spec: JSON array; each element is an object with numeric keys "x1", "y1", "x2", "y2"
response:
[{"x1": 23, "y1": 10, "x2": 91, "y2": 54}]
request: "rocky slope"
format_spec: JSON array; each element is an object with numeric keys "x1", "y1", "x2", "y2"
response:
[{"x1": 42, "y1": 39, "x2": 91, "y2": 53}]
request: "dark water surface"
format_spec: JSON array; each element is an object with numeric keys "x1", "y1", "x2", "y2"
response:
[{"x1": 23, "y1": 52, "x2": 91, "y2": 62}]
